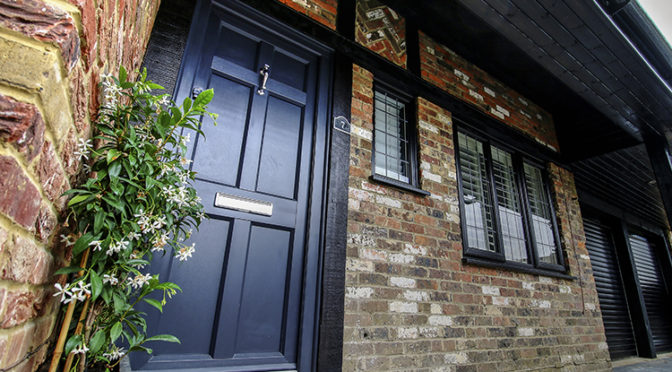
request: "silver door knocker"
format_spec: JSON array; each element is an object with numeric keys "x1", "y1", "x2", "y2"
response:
[{"x1": 257, "y1": 64, "x2": 270, "y2": 95}]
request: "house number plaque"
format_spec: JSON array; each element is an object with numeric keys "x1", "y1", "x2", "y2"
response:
[{"x1": 214, "y1": 192, "x2": 273, "y2": 216}]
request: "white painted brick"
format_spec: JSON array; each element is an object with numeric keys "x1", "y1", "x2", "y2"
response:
[
  {"x1": 351, "y1": 125, "x2": 372, "y2": 141},
  {"x1": 366, "y1": 8, "x2": 385, "y2": 20},
  {"x1": 437, "y1": 113, "x2": 451, "y2": 124},
  {"x1": 397, "y1": 327, "x2": 419, "y2": 339},
  {"x1": 518, "y1": 327, "x2": 534, "y2": 337},
  {"x1": 585, "y1": 303, "x2": 596, "y2": 311},
  {"x1": 484, "y1": 86, "x2": 496, "y2": 97},
  {"x1": 492, "y1": 296, "x2": 509, "y2": 306},
  {"x1": 430, "y1": 303, "x2": 442, "y2": 314},
  {"x1": 481, "y1": 286, "x2": 500, "y2": 296},
  {"x1": 495, "y1": 105, "x2": 510, "y2": 117},
  {"x1": 560, "y1": 355, "x2": 572, "y2": 364},
  {"x1": 447, "y1": 171, "x2": 457, "y2": 180},
  {"x1": 522, "y1": 281, "x2": 535, "y2": 290},
  {"x1": 420, "y1": 161, "x2": 431, "y2": 171},
  {"x1": 390, "y1": 301, "x2": 418, "y2": 313},
  {"x1": 539, "y1": 277, "x2": 553, "y2": 284},
  {"x1": 579, "y1": 254, "x2": 591, "y2": 260},
  {"x1": 346, "y1": 287, "x2": 374, "y2": 299},
  {"x1": 598, "y1": 342, "x2": 609, "y2": 350},
  {"x1": 423, "y1": 170, "x2": 442, "y2": 183},
  {"x1": 429, "y1": 193, "x2": 444, "y2": 201},
  {"x1": 360, "y1": 248, "x2": 387, "y2": 261},
  {"x1": 389, "y1": 253, "x2": 414, "y2": 264},
  {"x1": 428, "y1": 315, "x2": 453, "y2": 326},
  {"x1": 348, "y1": 234, "x2": 376, "y2": 247},
  {"x1": 559, "y1": 285, "x2": 571, "y2": 294},
  {"x1": 536, "y1": 113, "x2": 543, "y2": 120},
  {"x1": 518, "y1": 97, "x2": 529, "y2": 106},
  {"x1": 532, "y1": 299, "x2": 551, "y2": 309},
  {"x1": 426, "y1": 45, "x2": 435, "y2": 55},
  {"x1": 350, "y1": 187, "x2": 372, "y2": 201},
  {"x1": 454, "y1": 69, "x2": 469, "y2": 81},
  {"x1": 390, "y1": 276, "x2": 416, "y2": 288},
  {"x1": 490, "y1": 107, "x2": 505, "y2": 120},
  {"x1": 444, "y1": 352, "x2": 469, "y2": 364},
  {"x1": 361, "y1": 181, "x2": 386, "y2": 194},
  {"x1": 468, "y1": 89, "x2": 483, "y2": 102},
  {"x1": 403, "y1": 290, "x2": 430, "y2": 302},
  {"x1": 348, "y1": 199, "x2": 360, "y2": 210},
  {"x1": 419, "y1": 120, "x2": 439, "y2": 134},
  {"x1": 346, "y1": 258, "x2": 374, "y2": 272},
  {"x1": 419, "y1": 327, "x2": 441, "y2": 338},
  {"x1": 376, "y1": 195, "x2": 402, "y2": 208},
  {"x1": 404, "y1": 243, "x2": 427, "y2": 256},
  {"x1": 520, "y1": 109, "x2": 532, "y2": 119}
]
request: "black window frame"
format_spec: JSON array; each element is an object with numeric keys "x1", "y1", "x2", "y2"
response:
[
  {"x1": 455, "y1": 124, "x2": 568, "y2": 277},
  {"x1": 370, "y1": 80, "x2": 428, "y2": 195}
]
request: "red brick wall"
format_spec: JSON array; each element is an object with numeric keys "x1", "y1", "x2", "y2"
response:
[
  {"x1": 0, "y1": 1, "x2": 159, "y2": 370},
  {"x1": 420, "y1": 31, "x2": 560, "y2": 152},
  {"x1": 355, "y1": 0, "x2": 406, "y2": 68},
  {"x1": 276, "y1": 0, "x2": 337, "y2": 30},
  {"x1": 343, "y1": 63, "x2": 610, "y2": 371}
]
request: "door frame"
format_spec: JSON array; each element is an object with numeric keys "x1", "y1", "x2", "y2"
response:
[{"x1": 141, "y1": 1, "x2": 337, "y2": 370}]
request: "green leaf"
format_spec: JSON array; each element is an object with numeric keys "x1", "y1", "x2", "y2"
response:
[
  {"x1": 182, "y1": 97, "x2": 192, "y2": 112},
  {"x1": 64, "y1": 334, "x2": 82, "y2": 355},
  {"x1": 110, "y1": 321, "x2": 123, "y2": 343},
  {"x1": 119, "y1": 66, "x2": 127, "y2": 83},
  {"x1": 103, "y1": 196, "x2": 125, "y2": 213},
  {"x1": 90, "y1": 270, "x2": 103, "y2": 301},
  {"x1": 109, "y1": 161, "x2": 122, "y2": 180},
  {"x1": 89, "y1": 330, "x2": 106, "y2": 354},
  {"x1": 148, "y1": 82, "x2": 164, "y2": 90},
  {"x1": 68, "y1": 194, "x2": 91, "y2": 207},
  {"x1": 94, "y1": 210, "x2": 105, "y2": 234},
  {"x1": 129, "y1": 345, "x2": 152, "y2": 354},
  {"x1": 113, "y1": 292, "x2": 126, "y2": 314},
  {"x1": 143, "y1": 298, "x2": 163, "y2": 313},
  {"x1": 194, "y1": 88, "x2": 214, "y2": 107},
  {"x1": 144, "y1": 334, "x2": 180, "y2": 344},
  {"x1": 73, "y1": 233, "x2": 95, "y2": 256},
  {"x1": 53, "y1": 265, "x2": 83, "y2": 276},
  {"x1": 107, "y1": 149, "x2": 121, "y2": 164}
]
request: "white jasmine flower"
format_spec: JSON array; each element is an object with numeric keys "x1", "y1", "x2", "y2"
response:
[
  {"x1": 128, "y1": 231, "x2": 141, "y2": 241},
  {"x1": 53, "y1": 283, "x2": 72, "y2": 303},
  {"x1": 103, "y1": 345, "x2": 126, "y2": 361},
  {"x1": 180, "y1": 133, "x2": 190, "y2": 146},
  {"x1": 60, "y1": 234, "x2": 75, "y2": 247},
  {"x1": 176, "y1": 243, "x2": 195, "y2": 262},
  {"x1": 71, "y1": 344, "x2": 89, "y2": 355},
  {"x1": 128, "y1": 273, "x2": 152, "y2": 289},
  {"x1": 102, "y1": 274, "x2": 118, "y2": 286},
  {"x1": 179, "y1": 157, "x2": 192, "y2": 167},
  {"x1": 71, "y1": 281, "x2": 91, "y2": 302},
  {"x1": 152, "y1": 232, "x2": 169, "y2": 251},
  {"x1": 89, "y1": 240, "x2": 103, "y2": 251},
  {"x1": 74, "y1": 138, "x2": 92, "y2": 161}
]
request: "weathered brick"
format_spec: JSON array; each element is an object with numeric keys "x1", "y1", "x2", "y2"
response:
[
  {"x1": 0, "y1": 156, "x2": 41, "y2": 229},
  {"x1": 0, "y1": 94, "x2": 45, "y2": 161},
  {"x1": 0, "y1": 289, "x2": 48, "y2": 329}
]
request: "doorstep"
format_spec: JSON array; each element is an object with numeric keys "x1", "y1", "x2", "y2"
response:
[{"x1": 612, "y1": 352, "x2": 672, "y2": 371}]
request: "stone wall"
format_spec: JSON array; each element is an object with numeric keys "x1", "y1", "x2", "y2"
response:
[
  {"x1": 343, "y1": 63, "x2": 610, "y2": 371},
  {"x1": 0, "y1": 0, "x2": 159, "y2": 370}
]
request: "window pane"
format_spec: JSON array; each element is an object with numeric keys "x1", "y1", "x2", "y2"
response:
[
  {"x1": 524, "y1": 163, "x2": 558, "y2": 265},
  {"x1": 491, "y1": 146, "x2": 528, "y2": 263},
  {"x1": 457, "y1": 133, "x2": 497, "y2": 252},
  {"x1": 374, "y1": 89, "x2": 410, "y2": 183}
]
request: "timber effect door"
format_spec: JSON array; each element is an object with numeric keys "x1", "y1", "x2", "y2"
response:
[{"x1": 130, "y1": 1, "x2": 332, "y2": 371}]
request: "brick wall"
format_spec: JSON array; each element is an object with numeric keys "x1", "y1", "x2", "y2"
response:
[
  {"x1": 420, "y1": 31, "x2": 559, "y2": 152},
  {"x1": 344, "y1": 63, "x2": 610, "y2": 371},
  {"x1": 355, "y1": 0, "x2": 406, "y2": 68},
  {"x1": 276, "y1": 0, "x2": 337, "y2": 30},
  {"x1": 0, "y1": 1, "x2": 159, "y2": 370}
]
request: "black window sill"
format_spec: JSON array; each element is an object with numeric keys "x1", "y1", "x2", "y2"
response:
[
  {"x1": 462, "y1": 256, "x2": 575, "y2": 280},
  {"x1": 371, "y1": 174, "x2": 430, "y2": 196}
]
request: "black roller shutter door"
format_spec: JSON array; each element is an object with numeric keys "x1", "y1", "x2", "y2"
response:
[
  {"x1": 584, "y1": 217, "x2": 638, "y2": 359},
  {"x1": 629, "y1": 232, "x2": 672, "y2": 352}
]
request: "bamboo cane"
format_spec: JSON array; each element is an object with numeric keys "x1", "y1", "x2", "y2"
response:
[
  {"x1": 48, "y1": 248, "x2": 91, "y2": 372},
  {"x1": 63, "y1": 295, "x2": 91, "y2": 372}
]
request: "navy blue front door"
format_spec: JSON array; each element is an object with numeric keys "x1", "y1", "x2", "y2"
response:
[{"x1": 131, "y1": 2, "x2": 331, "y2": 371}]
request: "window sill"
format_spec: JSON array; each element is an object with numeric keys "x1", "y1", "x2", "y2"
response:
[
  {"x1": 371, "y1": 174, "x2": 430, "y2": 196},
  {"x1": 462, "y1": 256, "x2": 575, "y2": 280}
]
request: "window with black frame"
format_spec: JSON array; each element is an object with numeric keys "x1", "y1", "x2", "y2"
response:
[
  {"x1": 372, "y1": 84, "x2": 425, "y2": 194},
  {"x1": 456, "y1": 131, "x2": 565, "y2": 274}
]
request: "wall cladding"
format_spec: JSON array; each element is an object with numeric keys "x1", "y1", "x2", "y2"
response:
[
  {"x1": 355, "y1": 0, "x2": 406, "y2": 68},
  {"x1": 276, "y1": 0, "x2": 337, "y2": 30},
  {"x1": 343, "y1": 63, "x2": 610, "y2": 371},
  {"x1": 0, "y1": 0, "x2": 160, "y2": 370},
  {"x1": 420, "y1": 31, "x2": 559, "y2": 152}
]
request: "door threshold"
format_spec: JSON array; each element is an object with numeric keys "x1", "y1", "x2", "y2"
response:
[{"x1": 120, "y1": 358, "x2": 297, "y2": 372}]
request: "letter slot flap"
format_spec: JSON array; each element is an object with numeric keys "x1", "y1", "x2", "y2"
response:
[{"x1": 214, "y1": 192, "x2": 273, "y2": 216}]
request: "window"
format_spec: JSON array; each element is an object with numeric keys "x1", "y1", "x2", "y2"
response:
[
  {"x1": 372, "y1": 84, "x2": 426, "y2": 194},
  {"x1": 456, "y1": 131, "x2": 565, "y2": 274}
]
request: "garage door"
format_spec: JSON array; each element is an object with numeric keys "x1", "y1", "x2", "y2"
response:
[
  {"x1": 584, "y1": 217, "x2": 637, "y2": 359},
  {"x1": 629, "y1": 231, "x2": 672, "y2": 353}
]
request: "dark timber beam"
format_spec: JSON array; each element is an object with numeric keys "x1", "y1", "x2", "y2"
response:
[{"x1": 642, "y1": 129, "x2": 672, "y2": 231}]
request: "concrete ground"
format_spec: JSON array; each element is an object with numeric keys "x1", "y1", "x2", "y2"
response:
[{"x1": 613, "y1": 352, "x2": 672, "y2": 371}]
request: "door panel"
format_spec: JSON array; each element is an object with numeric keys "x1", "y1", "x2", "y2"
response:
[
  {"x1": 630, "y1": 232, "x2": 672, "y2": 353},
  {"x1": 583, "y1": 217, "x2": 637, "y2": 359},
  {"x1": 131, "y1": 1, "x2": 331, "y2": 370}
]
